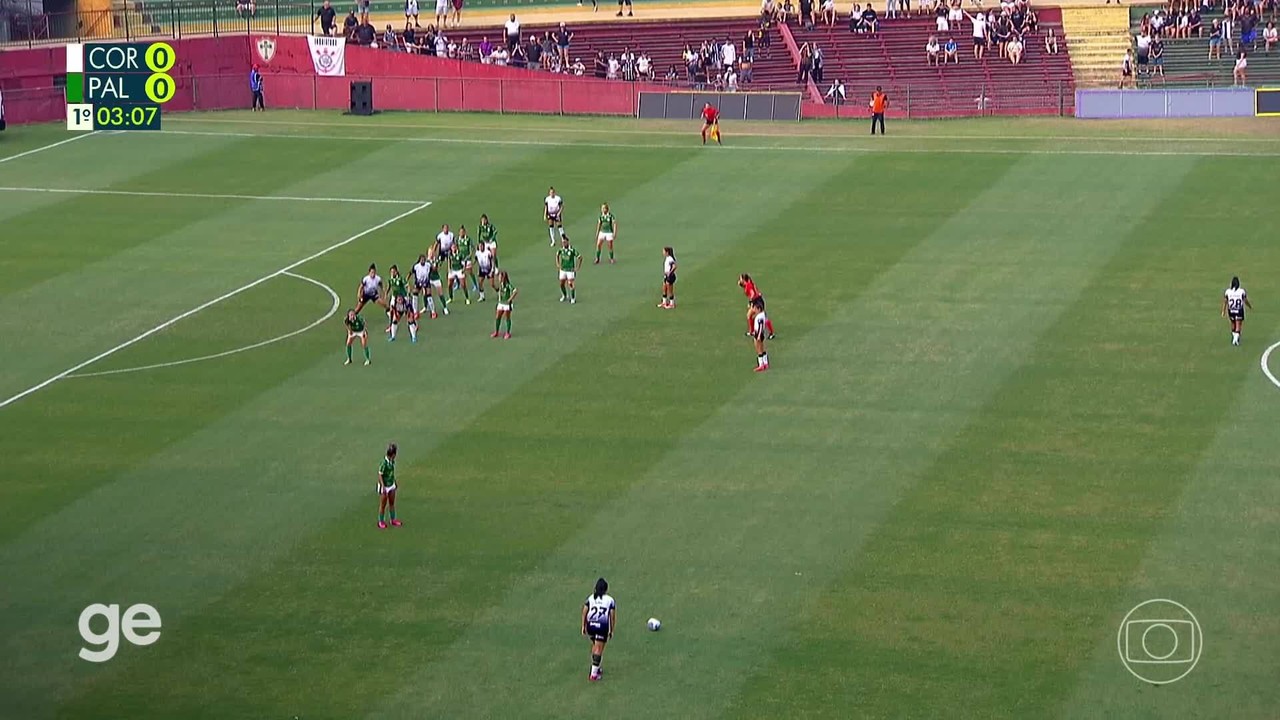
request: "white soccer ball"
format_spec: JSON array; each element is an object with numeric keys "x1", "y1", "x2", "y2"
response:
[{"x1": 647, "y1": 618, "x2": 661, "y2": 631}]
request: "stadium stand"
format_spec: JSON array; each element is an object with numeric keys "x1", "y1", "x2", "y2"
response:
[
  {"x1": 1061, "y1": 4, "x2": 1132, "y2": 86},
  {"x1": 787, "y1": 7, "x2": 1075, "y2": 116},
  {"x1": 1126, "y1": 3, "x2": 1280, "y2": 87}
]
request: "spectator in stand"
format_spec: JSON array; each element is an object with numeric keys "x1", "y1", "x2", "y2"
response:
[
  {"x1": 967, "y1": 9, "x2": 987, "y2": 59},
  {"x1": 1135, "y1": 28, "x2": 1151, "y2": 75},
  {"x1": 479, "y1": 36, "x2": 493, "y2": 63},
  {"x1": 937, "y1": 8, "x2": 949, "y2": 31},
  {"x1": 666, "y1": 64, "x2": 679, "y2": 82},
  {"x1": 759, "y1": 25, "x2": 772, "y2": 57},
  {"x1": 926, "y1": 35, "x2": 941, "y2": 64},
  {"x1": 343, "y1": 9, "x2": 359, "y2": 38},
  {"x1": 812, "y1": 44, "x2": 825, "y2": 82},
  {"x1": 358, "y1": 0, "x2": 370, "y2": 25},
  {"x1": 638, "y1": 51, "x2": 653, "y2": 80},
  {"x1": 1241, "y1": 11, "x2": 1258, "y2": 48},
  {"x1": 511, "y1": 42, "x2": 527, "y2": 68},
  {"x1": 594, "y1": 50, "x2": 608, "y2": 78},
  {"x1": 316, "y1": 0, "x2": 337, "y2": 36},
  {"x1": 722, "y1": 36, "x2": 737, "y2": 69},
  {"x1": 800, "y1": 0, "x2": 815, "y2": 29},
  {"x1": 1119, "y1": 48, "x2": 1134, "y2": 88},
  {"x1": 526, "y1": 37, "x2": 541, "y2": 69},
  {"x1": 945, "y1": 35, "x2": 958, "y2": 61},
  {"x1": 949, "y1": 0, "x2": 963, "y2": 27},
  {"x1": 607, "y1": 53, "x2": 620, "y2": 79},
  {"x1": 356, "y1": 20, "x2": 375, "y2": 45},
  {"x1": 435, "y1": 0, "x2": 448, "y2": 30},
  {"x1": 237, "y1": 0, "x2": 256, "y2": 19},
  {"x1": 825, "y1": 78, "x2": 846, "y2": 103},
  {"x1": 505, "y1": 14, "x2": 521, "y2": 52},
  {"x1": 762, "y1": 0, "x2": 777, "y2": 22},
  {"x1": 383, "y1": 24, "x2": 397, "y2": 49},
  {"x1": 1007, "y1": 32, "x2": 1023, "y2": 63},
  {"x1": 541, "y1": 32, "x2": 556, "y2": 66},
  {"x1": 451, "y1": 0, "x2": 464, "y2": 28},
  {"x1": 403, "y1": 22, "x2": 417, "y2": 51},
  {"x1": 1234, "y1": 49, "x2": 1248, "y2": 84},
  {"x1": 886, "y1": 0, "x2": 899, "y2": 19},
  {"x1": 453, "y1": 36, "x2": 465, "y2": 59},
  {"x1": 571, "y1": 57, "x2": 585, "y2": 75},
  {"x1": 727, "y1": 66, "x2": 740, "y2": 90},
  {"x1": 617, "y1": 0, "x2": 634, "y2": 17},
  {"x1": 494, "y1": 45, "x2": 511, "y2": 66},
  {"x1": 995, "y1": 17, "x2": 1011, "y2": 59},
  {"x1": 405, "y1": 0, "x2": 419, "y2": 28},
  {"x1": 1222, "y1": 13, "x2": 1235, "y2": 54},
  {"x1": 797, "y1": 42, "x2": 813, "y2": 82},
  {"x1": 850, "y1": 3, "x2": 864, "y2": 32},
  {"x1": 422, "y1": 25, "x2": 436, "y2": 54},
  {"x1": 1210, "y1": 18, "x2": 1223, "y2": 58},
  {"x1": 863, "y1": 2, "x2": 879, "y2": 32},
  {"x1": 1150, "y1": 35, "x2": 1164, "y2": 76},
  {"x1": 1189, "y1": 8, "x2": 1203, "y2": 37},
  {"x1": 740, "y1": 53, "x2": 753, "y2": 83},
  {"x1": 557, "y1": 23, "x2": 574, "y2": 67},
  {"x1": 1023, "y1": 6, "x2": 1038, "y2": 33},
  {"x1": 1044, "y1": 26, "x2": 1059, "y2": 53},
  {"x1": 1265, "y1": 21, "x2": 1278, "y2": 52},
  {"x1": 822, "y1": 0, "x2": 838, "y2": 24},
  {"x1": 783, "y1": 0, "x2": 795, "y2": 23}
]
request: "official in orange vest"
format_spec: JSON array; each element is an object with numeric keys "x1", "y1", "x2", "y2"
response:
[{"x1": 869, "y1": 86, "x2": 887, "y2": 135}]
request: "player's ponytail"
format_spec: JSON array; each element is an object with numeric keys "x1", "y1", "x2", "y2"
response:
[
  {"x1": 1231, "y1": 276, "x2": 1240, "y2": 290},
  {"x1": 593, "y1": 577, "x2": 608, "y2": 599},
  {"x1": 664, "y1": 246, "x2": 674, "y2": 259}
]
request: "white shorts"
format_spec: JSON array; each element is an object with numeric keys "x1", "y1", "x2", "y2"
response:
[
  {"x1": 448, "y1": 269, "x2": 465, "y2": 280},
  {"x1": 378, "y1": 482, "x2": 396, "y2": 495},
  {"x1": 435, "y1": 0, "x2": 447, "y2": 12},
  {"x1": 347, "y1": 329, "x2": 367, "y2": 340},
  {"x1": 496, "y1": 303, "x2": 512, "y2": 312},
  {"x1": 559, "y1": 270, "x2": 576, "y2": 281},
  {"x1": 406, "y1": 0, "x2": 418, "y2": 15},
  {"x1": 597, "y1": 232, "x2": 615, "y2": 242},
  {"x1": 429, "y1": 279, "x2": 442, "y2": 288}
]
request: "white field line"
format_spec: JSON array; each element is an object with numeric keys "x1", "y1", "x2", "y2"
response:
[
  {"x1": 67, "y1": 271, "x2": 340, "y2": 379},
  {"x1": 1261, "y1": 340, "x2": 1280, "y2": 390},
  {"x1": 0, "y1": 201, "x2": 431, "y2": 410},
  {"x1": 152, "y1": 128, "x2": 1280, "y2": 158},
  {"x1": 0, "y1": 186, "x2": 425, "y2": 205},
  {"x1": 0, "y1": 131, "x2": 98, "y2": 164},
  {"x1": 164, "y1": 115, "x2": 1280, "y2": 144}
]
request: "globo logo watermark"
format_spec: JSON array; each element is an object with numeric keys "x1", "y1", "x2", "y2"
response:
[{"x1": 77, "y1": 603, "x2": 162, "y2": 662}]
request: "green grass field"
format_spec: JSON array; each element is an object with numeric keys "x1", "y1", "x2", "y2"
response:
[{"x1": 1, "y1": 111, "x2": 1279, "y2": 720}]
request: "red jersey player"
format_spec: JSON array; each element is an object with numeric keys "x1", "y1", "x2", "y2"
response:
[
  {"x1": 739, "y1": 273, "x2": 774, "y2": 338},
  {"x1": 700, "y1": 103, "x2": 721, "y2": 145}
]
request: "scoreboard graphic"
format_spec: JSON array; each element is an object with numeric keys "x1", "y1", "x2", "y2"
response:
[{"x1": 65, "y1": 42, "x2": 176, "y2": 132}]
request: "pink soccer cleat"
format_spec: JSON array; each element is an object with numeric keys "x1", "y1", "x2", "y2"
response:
[
  {"x1": 491, "y1": 331, "x2": 500, "y2": 338},
  {"x1": 391, "y1": 519, "x2": 402, "y2": 527},
  {"x1": 503, "y1": 332, "x2": 511, "y2": 339},
  {"x1": 377, "y1": 521, "x2": 388, "y2": 529},
  {"x1": 754, "y1": 365, "x2": 768, "y2": 373},
  {"x1": 589, "y1": 673, "x2": 600, "y2": 682}
]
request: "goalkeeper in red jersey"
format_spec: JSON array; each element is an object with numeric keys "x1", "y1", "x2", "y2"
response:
[{"x1": 700, "y1": 103, "x2": 721, "y2": 145}]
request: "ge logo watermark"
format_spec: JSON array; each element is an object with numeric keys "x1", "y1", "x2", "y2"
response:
[
  {"x1": 78, "y1": 603, "x2": 162, "y2": 663},
  {"x1": 1116, "y1": 599, "x2": 1202, "y2": 684}
]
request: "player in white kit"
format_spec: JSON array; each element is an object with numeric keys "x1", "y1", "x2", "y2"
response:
[
  {"x1": 355, "y1": 264, "x2": 386, "y2": 315},
  {"x1": 581, "y1": 577, "x2": 616, "y2": 682},
  {"x1": 750, "y1": 296, "x2": 770, "y2": 372},
  {"x1": 474, "y1": 245, "x2": 495, "y2": 301},
  {"x1": 545, "y1": 187, "x2": 565, "y2": 246},
  {"x1": 1221, "y1": 275, "x2": 1252, "y2": 346},
  {"x1": 411, "y1": 253, "x2": 432, "y2": 315},
  {"x1": 658, "y1": 246, "x2": 677, "y2": 309},
  {"x1": 436, "y1": 224, "x2": 456, "y2": 259}
]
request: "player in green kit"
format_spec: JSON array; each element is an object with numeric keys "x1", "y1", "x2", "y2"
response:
[
  {"x1": 595, "y1": 203, "x2": 618, "y2": 265},
  {"x1": 376, "y1": 443, "x2": 402, "y2": 529},
  {"x1": 386, "y1": 265, "x2": 418, "y2": 342},
  {"x1": 344, "y1": 309, "x2": 371, "y2": 365},
  {"x1": 556, "y1": 235, "x2": 582, "y2": 304},
  {"x1": 448, "y1": 227, "x2": 472, "y2": 305},
  {"x1": 426, "y1": 242, "x2": 449, "y2": 318},
  {"x1": 491, "y1": 270, "x2": 518, "y2": 339}
]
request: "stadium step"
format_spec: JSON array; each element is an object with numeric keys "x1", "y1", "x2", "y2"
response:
[{"x1": 1061, "y1": 5, "x2": 1131, "y2": 87}]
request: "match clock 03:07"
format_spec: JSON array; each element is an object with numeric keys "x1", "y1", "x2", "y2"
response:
[{"x1": 81, "y1": 104, "x2": 162, "y2": 130}]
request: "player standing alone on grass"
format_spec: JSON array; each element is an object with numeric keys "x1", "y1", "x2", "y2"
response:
[
  {"x1": 739, "y1": 273, "x2": 775, "y2": 338},
  {"x1": 595, "y1": 203, "x2": 618, "y2": 264},
  {"x1": 870, "y1": 86, "x2": 887, "y2": 135},
  {"x1": 582, "y1": 577, "x2": 616, "y2": 682},
  {"x1": 377, "y1": 443, "x2": 402, "y2": 529},
  {"x1": 557, "y1": 235, "x2": 582, "y2": 303},
  {"x1": 750, "y1": 297, "x2": 770, "y2": 372},
  {"x1": 344, "y1": 309, "x2": 371, "y2": 365},
  {"x1": 492, "y1": 270, "x2": 518, "y2": 339},
  {"x1": 701, "y1": 102, "x2": 722, "y2": 145},
  {"x1": 1222, "y1": 275, "x2": 1252, "y2": 346},
  {"x1": 659, "y1": 246, "x2": 678, "y2": 308},
  {"x1": 546, "y1": 187, "x2": 566, "y2": 246}
]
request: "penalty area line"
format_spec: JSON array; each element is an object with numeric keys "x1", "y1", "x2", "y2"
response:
[
  {"x1": 66, "y1": 272, "x2": 340, "y2": 379},
  {"x1": 1261, "y1": 340, "x2": 1280, "y2": 390},
  {"x1": 0, "y1": 132, "x2": 99, "y2": 165},
  {"x1": 0, "y1": 201, "x2": 431, "y2": 410},
  {"x1": 0, "y1": 186, "x2": 426, "y2": 205}
]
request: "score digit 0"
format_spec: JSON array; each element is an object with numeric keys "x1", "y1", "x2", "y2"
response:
[{"x1": 144, "y1": 42, "x2": 176, "y2": 104}]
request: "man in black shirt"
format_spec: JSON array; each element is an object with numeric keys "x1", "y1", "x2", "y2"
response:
[
  {"x1": 316, "y1": 0, "x2": 337, "y2": 36},
  {"x1": 527, "y1": 37, "x2": 542, "y2": 69},
  {"x1": 343, "y1": 10, "x2": 358, "y2": 39},
  {"x1": 356, "y1": 21, "x2": 375, "y2": 45}
]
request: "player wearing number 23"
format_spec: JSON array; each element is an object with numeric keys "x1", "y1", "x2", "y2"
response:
[{"x1": 582, "y1": 577, "x2": 616, "y2": 682}]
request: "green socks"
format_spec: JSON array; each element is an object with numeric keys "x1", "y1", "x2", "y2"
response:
[{"x1": 346, "y1": 345, "x2": 353, "y2": 361}]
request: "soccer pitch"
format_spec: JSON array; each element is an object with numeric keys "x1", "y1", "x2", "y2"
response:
[{"x1": 1, "y1": 112, "x2": 1278, "y2": 719}]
